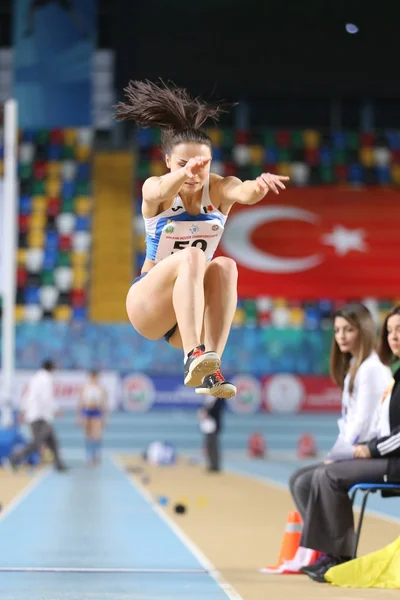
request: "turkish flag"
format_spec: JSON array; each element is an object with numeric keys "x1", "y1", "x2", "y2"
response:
[{"x1": 218, "y1": 186, "x2": 400, "y2": 299}]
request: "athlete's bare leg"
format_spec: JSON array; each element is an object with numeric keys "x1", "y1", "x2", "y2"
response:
[{"x1": 126, "y1": 247, "x2": 207, "y2": 356}]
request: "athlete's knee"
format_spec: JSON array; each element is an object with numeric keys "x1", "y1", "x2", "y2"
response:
[
  {"x1": 208, "y1": 256, "x2": 238, "y2": 284},
  {"x1": 178, "y1": 246, "x2": 207, "y2": 273}
]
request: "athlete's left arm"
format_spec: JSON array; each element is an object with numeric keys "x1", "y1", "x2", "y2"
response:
[{"x1": 216, "y1": 173, "x2": 290, "y2": 207}]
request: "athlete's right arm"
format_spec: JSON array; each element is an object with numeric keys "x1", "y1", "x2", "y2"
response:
[
  {"x1": 142, "y1": 169, "x2": 187, "y2": 204},
  {"x1": 142, "y1": 156, "x2": 211, "y2": 204}
]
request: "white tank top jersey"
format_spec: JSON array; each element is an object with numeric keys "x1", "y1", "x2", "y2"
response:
[
  {"x1": 144, "y1": 177, "x2": 227, "y2": 263},
  {"x1": 81, "y1": 383, "x2": 104, "y2": 408}
]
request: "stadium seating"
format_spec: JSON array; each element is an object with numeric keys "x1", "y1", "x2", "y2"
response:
[{"x1": 0, "y1": 128, "x2": 93, "y2": 323}]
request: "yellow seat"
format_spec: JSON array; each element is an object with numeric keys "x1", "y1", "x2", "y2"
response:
[
  {"x1": 303, "y1": 129, "x2": 320, "y2": 149},
  {"x1": 136, "y1": 235, "x2": 146, "y2": 253},
  {"x1": 290, "y1": 307, "x2": 304, "y2": 327},
  {"x1": 73, "y1": 266, "x2": 88, "y2": 288},
  {"x1": 71, "y1": 252, "x2": 89, "y2": 267},
  {"x1": 75, "y1": 145, "x2": 91, "y2": 162},
  {"x1": 46, "y1": 177, "x2": 62, "y2": 197},
  {"x1": 54, "y1": 305, "x2": 72, "y2": 321},
  {"x1": 29, "y1": 213, "x2": 47, "y2": 230},
  {"x1": 277, "y1": 162, "x2": 291, "y2": 177},
  {"x1": 273, "y1": 298, "x2": 288, "y2": 309},
  {"x1": 0, "y1": 160, "x2": 3, "y2": 178},
  {"x1": 32, "y1": 196, "x2": 48, "y2": 213},
  {"x1": 232, "y1": 307, "x2": 245, "y2": 327},
  {"x1": 250, "y1": 145, "x2": 264, "y2": 166},
  {"x1": 15, "y1": 305, "x2": 25, "y2": 322},
  {"x1": 392, "y1": 165, "x2": 400, "y2": 185},
  {"x1": 207, "y1": 128, "x2": 223, "y2": 146},
  {"x1": 63, "y1": 128, "x2": 77, "y2": 146},
  {"x1": 17, "y1": 249, "x2": 26, "y2": 266},
  {"x1": 150, "y1": 161, "x2": 167, "y2": 177},
  {"x1": 27, "y1": 229, "x2": 45, "y2": 249},
  {"x1": 360, "y1": 147, "x2": 374, "y2": 167},
  {"x1": 47, "y1": 161, "x2": 62, "y2": 178},
  {"x1": 74, "y1": 196, "x2": 92, "y2": 216}
]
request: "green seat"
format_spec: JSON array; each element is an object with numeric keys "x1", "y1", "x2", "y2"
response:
[
  {"x1": 36, "y1": 129, "x2": 49, "y2": 145},
  {"x1": 333, "y1": 149, "x2": 347, "y2": 165},
  {"x1": 243, "y1": 299, "x2": 258, "y2": 327},
  {"x1": 347, "y1": 132, "x2": 359, "y2": 151},
  {"x1": 151, "y1": 128, "x2": 162, "y2": 145},
  {"x1": 262, "y1": 129, "x2": 275, "y2": 147},
  {"x1": 57, "y1": 252, "x2": 71, "y2": 267},
  {"x1": 250, "y1": 165, "x2": 261, "y2": 179},
  {"x1": 278, "y1": 148, "x2": 291, "y2": 162},
  {"x1": 76, "y1": 181, "x2": 90, "y2": 195},
  {"x1": 41, "y1": 271, "x2": 55, "y2": 285},
  {"x1": 320, "y1": 165, "x2": 334, "y2": 184},
  {"x1": 222, "y1": 129, "x2": 234, "y2": 148},
  {"x1": 137, "y1": 162, "x2": 150, "y2": 180},
  {"x1": 62, "y1": 146, "x2": 75, "y2": 159},
  {"x1": 33, "y1": 180, "x2": 45, "y2": 195},
  {"x1": 292, "y1": 130, "x2": 304, "y2": 150},
  {"x1": 62, "y1": 198, "x2": 75, "y2": 212},
  {"x1": 20, "y1": 164, "x2": 32, "y2": 180}
]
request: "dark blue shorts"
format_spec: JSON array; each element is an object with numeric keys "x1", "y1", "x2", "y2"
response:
[
  {"x1": 82, "y1": 408, "x2": 103, "y2": 418},
  {"x1": 132, "y1": 273, "x2": 178, "y2": 343}
]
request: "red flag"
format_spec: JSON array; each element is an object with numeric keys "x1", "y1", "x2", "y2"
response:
[{"x1": 219, "y1": 186, "x2": 400, "y2": 299}]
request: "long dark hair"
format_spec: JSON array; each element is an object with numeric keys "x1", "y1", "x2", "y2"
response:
[
  {"x1": 114, "y1": 79, "x2": 226, "y2": 155},
  {"x1": 330, "y1": 303, "x2": 376, "y2": 394},
  {"x1": 378, "y1": 305, "x2": 400, "y2": 366}
]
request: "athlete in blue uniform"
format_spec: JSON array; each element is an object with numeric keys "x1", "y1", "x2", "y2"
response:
[{"x1": 116, "y1": 80, "x2": 289, "y2": 399}]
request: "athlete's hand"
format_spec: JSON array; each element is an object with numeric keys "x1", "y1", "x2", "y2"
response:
[
  {"x1": 354, "y1": 445, "x2": 371, "y2": 459},
  {"x1": 255, "y1": 173, "x2": 290, "y2": 195},
  {"x1": 184, "y1": 156, "x2": 211, "y2": 179}
]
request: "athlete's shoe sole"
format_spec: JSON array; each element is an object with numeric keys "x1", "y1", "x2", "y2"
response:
[
  {"x1": 184, "y1": 352, "x2": 220, "y2": 387},
  {"x1": 195, "y1": 381, "x2": 237, "y2": 399}
]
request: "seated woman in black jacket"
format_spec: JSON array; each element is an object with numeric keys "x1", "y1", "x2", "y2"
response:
[{"x1": 299, "y1": 304, "x2": 400, "y2": 583}]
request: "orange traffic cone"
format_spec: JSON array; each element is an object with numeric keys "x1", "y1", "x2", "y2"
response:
[{"x1": 261, "y1": 511, "x2": 302, "y2": 573}]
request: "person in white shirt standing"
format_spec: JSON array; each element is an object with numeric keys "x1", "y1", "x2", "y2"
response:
[{"x1": 7, "y1": 360, "x2": 67, "y2": 472}]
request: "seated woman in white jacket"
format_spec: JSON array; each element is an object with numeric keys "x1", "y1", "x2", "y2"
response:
[
  {"x1": 297, "y1": 304, "x2": 400, "y2": 582},
  {"x1": 289, "y1": 304, "x2": 392, "y2": 575}
]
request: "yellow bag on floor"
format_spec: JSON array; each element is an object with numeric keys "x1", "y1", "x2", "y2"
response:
[{"x1": 325, "y1": 537, "x2": 400, "y2": 589}]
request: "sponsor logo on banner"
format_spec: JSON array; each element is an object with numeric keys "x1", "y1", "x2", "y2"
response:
[
  {"x1": 264, "y1": 374, "x2": 305, "y2": 414},
  {"x1": 261, "y1": 375, "x2": 341, "y2": 413},
  {"x1": 122, "y1": 373, "x2": 155, "y2": 412},
  {"x1": 228, "y1": 375, "x2": 262, "y2": 414}
]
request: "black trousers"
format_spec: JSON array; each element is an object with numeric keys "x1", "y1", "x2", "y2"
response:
[
  {"x1": 11, "y1": 419, "x2": 64, "y2": 469},
  {"x1": 289, "y1": 459, "x2": 388, "y2": 557},
  {"x1": 205, "y1": 432, "x2": 221, "y2": 471}
]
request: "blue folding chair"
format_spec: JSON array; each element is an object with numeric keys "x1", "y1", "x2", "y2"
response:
[{"x1": 349, "y1": 483, "x2": 400, "y2": 558}]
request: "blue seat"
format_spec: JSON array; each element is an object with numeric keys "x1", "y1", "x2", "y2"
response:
[
  {"x1": 48, "y1": 144, "x2": 62, "y2": 160},
  {"x1": 349, "y1": 483, "x2": 400, "y2": 558}
]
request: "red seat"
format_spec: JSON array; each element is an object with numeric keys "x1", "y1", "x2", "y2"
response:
[
  {"x1": 19, "y1": 214, "x2": 29, "y2": 233},
  {"x1": 33, "y1": 160, "x2": 47, "y2": 180},
  {"x1": 59, "y1": 235, "x2": 72, "y2": 252},
  {"x1": 235, "y1": 130, "x2": 249, "y2": 144},
  {"x1": 48, "y1": 197, "x2": 61, "y2": 218},
  {"x1": 71, "y1": 289, "x2": 86, "y2": 308},
  {"x1": 17, "y1": 267, "x2": 28, "y2": 287}
]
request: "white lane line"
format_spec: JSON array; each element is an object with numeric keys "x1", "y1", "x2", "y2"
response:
[{"x1": 0, "y1": 567, "x2": 207, "y2": 573}]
